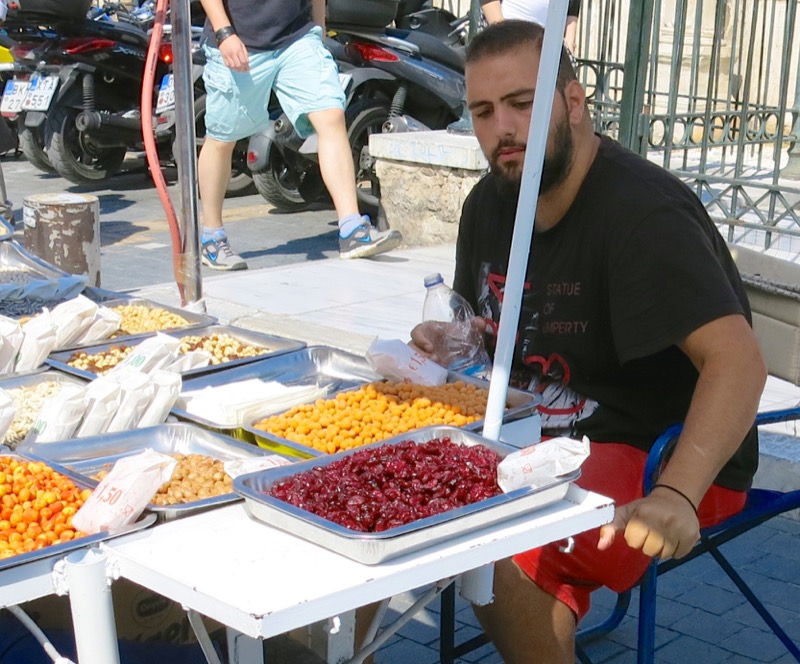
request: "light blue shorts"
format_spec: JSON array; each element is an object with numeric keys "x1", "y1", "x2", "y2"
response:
[{"x1": 202, "y1": 26, "x2": 346, "y2": 142}]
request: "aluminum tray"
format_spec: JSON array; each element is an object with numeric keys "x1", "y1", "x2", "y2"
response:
[
  {"x1": 46, "y1": 324, "x2": 304, "y2": 378},
  {"x1": 18, "y1": 423, "x2": 293, "y2": 521},
  {"x1": 235, "y1": 426, "x2": 579, "y2": 564},
  {"x1": 0, "y1": 452, "x2": 156, "y2": 572},
  {"x1": 172, "y1": 345, "x2": 383, "y2": 446},
  {"x1": 0, "y1": 285, "x2": 132, "y2": 321},
  {"x1": 0, "y1": 370, "x2": 88, "y2": 451}
]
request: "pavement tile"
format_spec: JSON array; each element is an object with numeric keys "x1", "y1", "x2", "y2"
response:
[
  {"x1": 744, "y1": 552, "x2": 800, "y2": 584},
  {"x1": 669, "y1": 610, "x2": 744, "y2": 644},
  {"x1": 375, "y1": 637, "x2": 441, "y2": 664},
  {"x1": 722, "y1": 601, "x2": 800, "y2": 635},
  {"x1": 654, "y1": 634, "x2": 733, "y2": 664},
  {"x1": 668, "y1": 581, "x2": 744, "y2": 614},
  {"x1": 580, "y1": 635, "x2": 629, "y2": 663},
  {"x1": 720, "y1": 626, "x2": 791, "y2": 662}
]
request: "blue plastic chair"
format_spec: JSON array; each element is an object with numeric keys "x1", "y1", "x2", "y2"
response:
[{"x1": 577, "y1": 405, "x2": 800, "y2": 664}]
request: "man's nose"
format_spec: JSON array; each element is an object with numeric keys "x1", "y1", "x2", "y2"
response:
[{"x1": 494, "y1": 107, "x2": 516, "y2": 137}]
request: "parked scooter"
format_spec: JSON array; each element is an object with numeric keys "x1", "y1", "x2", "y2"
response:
[{"x1": 246, "y1": 3, "x2": 466, "y2": 220}]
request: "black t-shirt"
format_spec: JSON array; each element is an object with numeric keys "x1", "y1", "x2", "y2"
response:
[
  {"x1": 454, "y1": 135, "x2": 758, "y2": 491},
  {"x1": 203, "y1": 0, "x2": 313, "y2": 52}
]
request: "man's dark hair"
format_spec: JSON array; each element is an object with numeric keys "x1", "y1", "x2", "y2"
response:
[{"x1": 465, "y1": 20, "x2": 577, "y2": 92}]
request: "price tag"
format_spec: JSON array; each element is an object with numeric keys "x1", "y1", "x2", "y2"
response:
[
  {"x1": 0, "y1": 78, "x2": 31, "y2": 116},
  {"x1": 21, "y1": 74, "x2": 59, "y2": 112},
  {"x1": 155, "y1": 73, "x2": 175, "y2": 113}
]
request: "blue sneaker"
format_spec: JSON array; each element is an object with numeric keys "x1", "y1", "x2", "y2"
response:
[
  {"x1": 338, "y1": 224, "x2": 402, "y2": 259},
  {"x1": 201, "y1": 237, "x2": 247, "y2": 271}
]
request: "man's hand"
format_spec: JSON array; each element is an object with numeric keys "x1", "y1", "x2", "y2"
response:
[
  {"x1": 219, "y1": 35, "x2": 249, "y2": 72},
  {"x1": 597, "y1": 488, "x2": 700, "y2": 560},
  {"x1": 409, "y1": 317, "x2": 486, "y2": 366}
]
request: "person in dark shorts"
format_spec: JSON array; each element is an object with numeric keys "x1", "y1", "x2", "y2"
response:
[{"x1": 410, "y1": 20, "x2": 766, "y2": 663}]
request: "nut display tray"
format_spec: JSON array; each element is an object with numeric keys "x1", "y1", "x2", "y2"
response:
[
  {"x1": 235, "y1": 426, "x2": 578, "y2": 564},
  {"x1": 0, "y1": 370, "x2": 88, "y2": 450},
  {"x1": 18, "y1": 423, "x2": 291, "y2": 521},
  {"x1": 0, "y1": 452, "x2": 156, "y2": 572},
  {"x1": 53, "y1": 296, "x2": 218, "y2": 351},
  {"x1": 45, "y1": 324, "x2": 303, "y2": 378}
]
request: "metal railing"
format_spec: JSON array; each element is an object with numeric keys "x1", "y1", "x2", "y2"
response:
[{"x1": 435, "y1": 0, "x2": 800, "y2": 255}]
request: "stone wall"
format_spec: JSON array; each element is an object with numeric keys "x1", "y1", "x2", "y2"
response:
[
  {"x1": 375, "y1": 160, "x2": 483, "y2": 246},
  {"x1": 370, "y1": 130, "x2": 488, "y2": 246}
]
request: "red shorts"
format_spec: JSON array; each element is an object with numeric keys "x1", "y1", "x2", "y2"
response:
[{"x1": 512, "y1": 442, "x2": 747, "y2": 621}]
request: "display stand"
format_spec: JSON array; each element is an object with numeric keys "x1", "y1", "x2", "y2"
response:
[{"x1": 98, "y1": 485, "x2": 613, "y2": 664}]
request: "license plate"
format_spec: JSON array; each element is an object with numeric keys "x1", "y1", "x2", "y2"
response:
[
  {"x1": 1, "y1": 78, "x2": 30, "y2": 116},
  {"x1": 22, "y1": 74, "x2": 59, "y2": 112},
  {"x1": 156, "y1": 74, "x2": 175, "y2": 114}
]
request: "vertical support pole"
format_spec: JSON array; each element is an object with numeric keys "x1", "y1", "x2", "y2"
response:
[
  {"x1": 170, "y1": 0, "x2": 202, "y2": 306},
  {"x1": 22, "y1": 193, "x2": 100, "y2": 286},
  {"x1": 226, "y1": 628, "x2": 264, "y2": 664},
  {"x1": 618, "y1": 0, "x2": 654, "y2": 155},
  {"x1": 64, "y1": 548, "x2": 121, "y2": 664}
]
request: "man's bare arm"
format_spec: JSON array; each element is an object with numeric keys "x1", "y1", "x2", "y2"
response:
[
  {"x1": 479, "y1": 0, "x2": 504, "y2": 23},
  {"x1": 311, "y1": 0, "x2": 326, "y2": 28}
]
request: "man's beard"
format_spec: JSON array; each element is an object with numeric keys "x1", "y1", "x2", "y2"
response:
[{"x1": 490, "y1": 114, "x2": 574, "y2": 199}]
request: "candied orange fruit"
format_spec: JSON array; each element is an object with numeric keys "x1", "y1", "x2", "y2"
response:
[
  {"x1": 253, "y1": 381, "x2": 489, "y2": 454},
  {"x1": 0, "y1": 457, "x2": 91, "y2": 560}
]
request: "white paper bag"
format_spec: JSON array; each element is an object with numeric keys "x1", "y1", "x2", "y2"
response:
[
  {"x1": 163, "y1": 349, "x2": 211, "y2": 374},
  {"x1": 367, "y1": 338, "x2": 448, "y2": 386},
  {"x1": 223, "y1": 455, "x2": 292, "y2": 479},
  {"x1": 15, "y1": 310, "x2": 58, "y2": 373},
  {"x1": 27, "y1": 384, "x2": 88, "y2": 443},
  {"x1": 105, "y1": 368, "x2": 155, "y2": 433},
  {"x1": 497, "y1": 436, "x2": 590, "y2": 492},
  {"x1": 72, "y1": 449, "x2": 178, "y2": 534},
  {"x1": 0, "y1": 389, "x2": 16, "y2": 442},
  {"x1": 74, "y1": 377, "x2": 122, "y2": 438},
  {"x1": 136, "y1": 370, "x2": 182, "y2": 428},
  {"x1": 49, "y1": 295, "x2": 98, "y2": 349},
  {"x1": 109, "y1": 333, "x2": 181, "y2": 376},
  {"x1": 0, "y1": 315, "x2": 23, "y2": 374},
  {"x1": 72, "y1": 305, "x2": 122, "y2": 346}
]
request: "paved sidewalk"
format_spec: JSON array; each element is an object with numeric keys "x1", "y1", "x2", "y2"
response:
[{"x1": 132, "y1": 246, "x2": 800, "y2": 664}]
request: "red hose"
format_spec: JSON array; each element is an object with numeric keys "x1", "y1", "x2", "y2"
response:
[{"x1": 140, "y1": 0, "x2": 187, "y2": 305}]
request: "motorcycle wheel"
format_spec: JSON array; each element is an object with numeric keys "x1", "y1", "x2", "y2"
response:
[
  {"x1": 252, "y1": 145, "x2": 316, "y2": 212},
  {"x1": 46, "y1": 106, "x2": 126, "y2": 184},
  {"x1": 346, "y1": 100, "x2": 391, "y2": 231},
  {"x1": 18, "y1": 124, "x2": 54, "y2": 174},
  {"x1": 191, "y1": 93, "x2": 255, "y2": 197}
]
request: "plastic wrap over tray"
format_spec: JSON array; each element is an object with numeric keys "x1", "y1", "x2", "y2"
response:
[
  {"x1": 0, "y1": 452, "x2": 156, "y2": 572},
  {"x1": 235, "y1": 425, "x2": 579, "y2": 564},
  {"x1": 0, "y1": 241, "x2": 87, "y2": 302},
  {"x1": 0, "y1": 217, "x2": 13, "y2": 242},
  {"x1": 18, "y1": 423, "x2": 295, "y2": 521},
  {"x1": 46, "y1": 323, "x2": 305, "y2": 378},
  {"x1": 0, "y1": 370, "x2": 88, "y2": 450}
]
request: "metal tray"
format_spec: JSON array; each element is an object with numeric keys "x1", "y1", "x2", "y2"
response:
[
  {"x1": 46, "y1": 324, "x2": 304, "y2": 378},
  {"x1": 18, "y1": 423, "x2": 294, "y2": 521},
  {"x1": 0, "y1": 370, "x2": 88, "y2": 451},
  {"x1": 235, "y1": 426, "x2": 579, "y2": 564},
  {"x1": 0, "y1": 452, "x2": 157, "y2": 572},
  {"x1": 0, "y1": 284, "x2": 132, "y2": 321},
  {"x1": 172, "y1": 345, "x2": 383, "y2": 447}
]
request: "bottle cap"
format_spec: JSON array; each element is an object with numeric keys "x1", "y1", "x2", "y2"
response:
[{"x1": 423, "y1": 273, "x2": 444, "y2": 288}]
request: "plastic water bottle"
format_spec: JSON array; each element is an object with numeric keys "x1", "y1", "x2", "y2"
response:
[{"x1": 421, "y1": 273, "x2": 491, "y2": 377}]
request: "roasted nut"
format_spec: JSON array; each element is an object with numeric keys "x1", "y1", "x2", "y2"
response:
[{"x1": 110, "y1": 304, "x2": 190, "y2": 336}]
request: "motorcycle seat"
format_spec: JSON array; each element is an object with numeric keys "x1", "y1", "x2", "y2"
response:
[{"x1": 387, "y1": 27, "x2": 465, "y2": 72}]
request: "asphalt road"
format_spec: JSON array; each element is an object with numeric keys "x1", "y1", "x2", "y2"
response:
[{"x1": 0, "y1": 150, "x2": 340, "y2": 292}]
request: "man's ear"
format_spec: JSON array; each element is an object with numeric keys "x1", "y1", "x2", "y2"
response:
[{"x1": 563, "y1": 79, "x2": 587, "y2": 125}]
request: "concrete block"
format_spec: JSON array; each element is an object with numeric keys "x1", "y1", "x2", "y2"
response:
[
  {"x1": 655, "y1": 634, "x2": 732, "y2": 664},
  {"x1": 720, "y1": 626, "x2": 789, "y2": 662},
  {"x1": 370, "y1": 131, "x2": 488, "y2": 171}
]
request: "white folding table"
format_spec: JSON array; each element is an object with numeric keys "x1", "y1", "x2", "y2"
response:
[{"x1": 93, "y1": 484, "x2": 613, "y2": 664}]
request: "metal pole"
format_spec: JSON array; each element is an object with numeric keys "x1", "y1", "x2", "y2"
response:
[
  {"x1": 617, "y1": 0, "x2": 654, "y2": 155},
  {"x1": 64, "y1": 548, "x2": 121, "y2": 664},
  {"x1": 171, "y1": 0, "x2": 202, "y2": 306},
  {"x1": 466, "y1": 0, "x2": 569, "y2": 609}
]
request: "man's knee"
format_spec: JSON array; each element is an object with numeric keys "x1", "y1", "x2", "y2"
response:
[{"x1": 307, "y1": 107, "x2": 347, "y2": 136}]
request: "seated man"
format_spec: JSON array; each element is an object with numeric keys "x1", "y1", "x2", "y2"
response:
[{"x1": 410, "y1": 20, "x2": 766, "y2": 664}]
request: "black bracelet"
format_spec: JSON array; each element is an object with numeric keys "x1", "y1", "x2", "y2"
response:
[
  {"x1": 215, "y1": 25, "x2": 237, "y2": 46},
  {"x1": 652, "y1": 483, "x2": 699, "y2": 516}
]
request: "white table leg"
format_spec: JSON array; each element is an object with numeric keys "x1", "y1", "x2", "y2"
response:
[{"x1": 227, "y1": 627, "x2": 264, "y2": 664}]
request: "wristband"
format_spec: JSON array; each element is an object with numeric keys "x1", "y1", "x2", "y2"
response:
[
  {"x1": 215, "y1": 25, "x2": 237, "y2": 46},
  {"x1": 652, "y1": 483, "x2": 699, "y2": 516}
]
